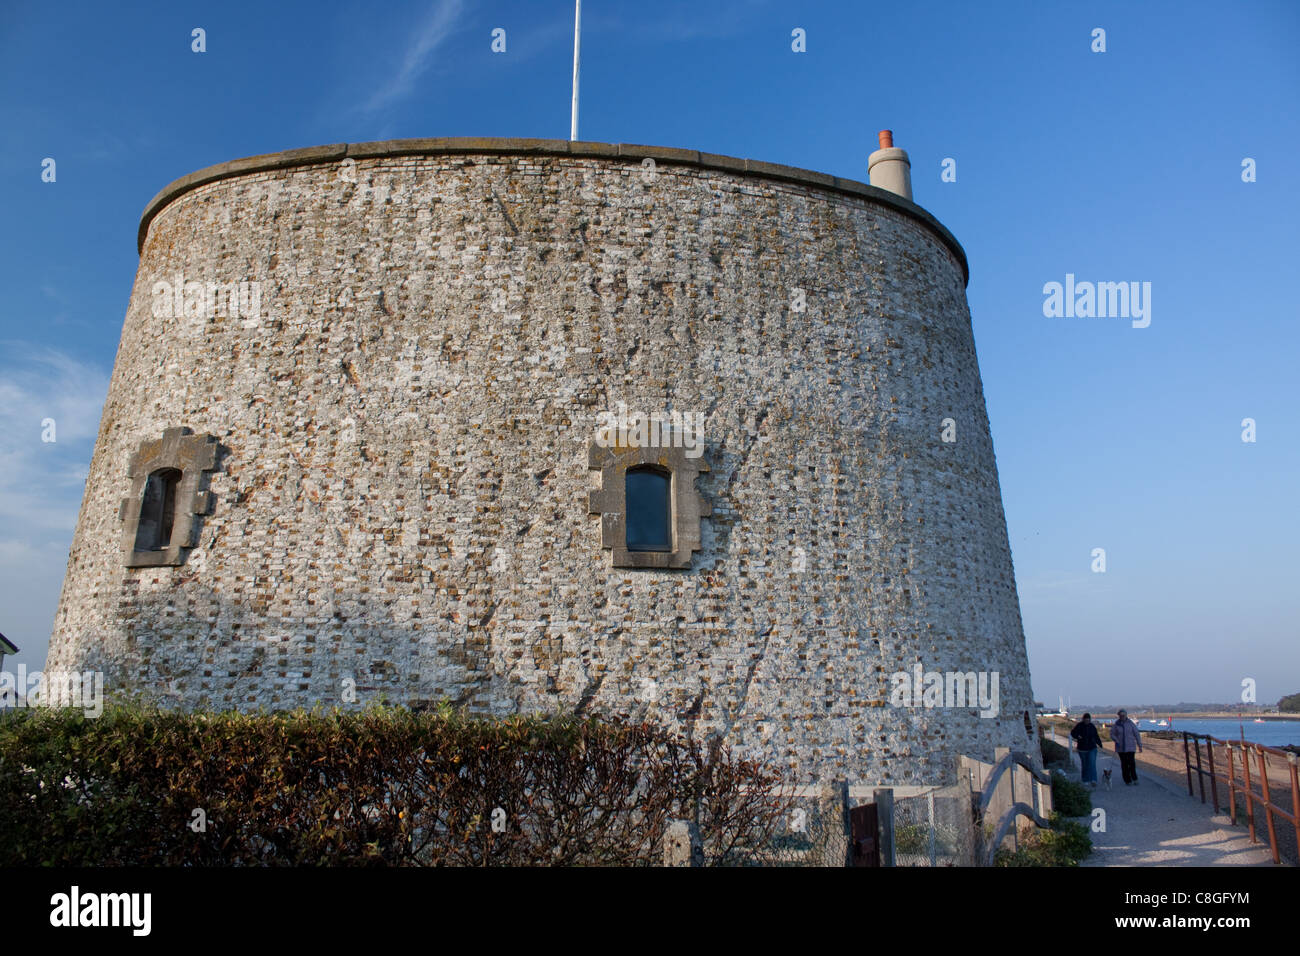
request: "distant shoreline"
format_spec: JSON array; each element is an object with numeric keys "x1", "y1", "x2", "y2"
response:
[
  {"x1": 1044, "y1": 712, "x2": 1300, "y2": 721},
  {"x1": 1038, "y1": 713, "x2": 1299, "y2": 751},
  {"x1": 1164, "y1": 712, "x2": 1300, "y2": 720}
]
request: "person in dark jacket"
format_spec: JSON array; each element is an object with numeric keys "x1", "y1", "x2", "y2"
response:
[
  {"x1": 1110, "y1": 709, "x2": 1143, "y2": 785},
  {"x1": 1070, "y1": 713, "x2": 1104, "y2": 788}
]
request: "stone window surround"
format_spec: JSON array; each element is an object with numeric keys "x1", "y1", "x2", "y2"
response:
[
  {"x1": 119, "y1": 426, "x2": 219, "y2": 568},
  {"x1": 588, "y1": 441, "x2": 710, "y2": 569}
]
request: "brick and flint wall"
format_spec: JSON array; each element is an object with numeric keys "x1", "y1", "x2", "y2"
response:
[{"x1": 45, "y1": 139, "x2": 1036, "y2": 785}]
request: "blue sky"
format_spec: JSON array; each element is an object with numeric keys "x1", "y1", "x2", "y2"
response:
[{"x1": 1, "y1": 0, "x2": 1297, "y2": 706}]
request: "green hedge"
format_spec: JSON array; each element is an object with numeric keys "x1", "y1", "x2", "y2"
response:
[{"x1": 0, "y1": 704, "x2": 791, "y2": 866}]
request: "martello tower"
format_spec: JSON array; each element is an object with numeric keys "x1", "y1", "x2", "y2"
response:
[{"x1": 46, "y1": 135, "x2": 1036, "y2": 785}]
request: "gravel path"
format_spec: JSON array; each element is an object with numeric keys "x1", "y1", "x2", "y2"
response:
[
  {"x1": 1054, "y1": 753, "x2": 1277, "y2": 866},
  {"x1": 1137, "y1": 737, "x2": 1299, "y2": 866}
]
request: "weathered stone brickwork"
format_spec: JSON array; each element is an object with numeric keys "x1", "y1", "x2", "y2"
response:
[{"x1": 46, "y1": 139, "x2": 1036, "y2": 785}]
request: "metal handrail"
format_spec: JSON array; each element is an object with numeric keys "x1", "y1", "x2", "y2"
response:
[
  {"x1": 977, "y1": 750, "x2": 1051, "y2": 819},
  {"x1": 976, "y1": 750, "x2": 1053, "y2": 866},
  {"x1": 1180, "y1": 731, "x2": 1299, "y2": 865},
  {"x1": 983, "y1": 802, "x2": 1053, "y2": 867}
]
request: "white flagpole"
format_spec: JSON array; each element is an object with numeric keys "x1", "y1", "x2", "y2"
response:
[{"x1": 570, "y1": 0, "x2": 582, "y2": 141}]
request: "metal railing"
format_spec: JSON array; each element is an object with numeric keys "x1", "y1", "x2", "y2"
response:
[
  {"x1": 1181, "y1": 731, "x2": 1300, "y2": 865},
  {"x1": 974, "y1": 750, "x2": 1053, "y2": 867}
]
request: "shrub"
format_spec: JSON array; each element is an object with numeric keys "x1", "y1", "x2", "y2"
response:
[
  {"x1": 895, "y1": 821, "x2": 963, "y2": 858},
  {"x1": 0, "y1": 703, "x2": 793, "y2": 866},
  {"x1": 895, "y1": 823, "x2": 927, "y2": 854},
  {"x1": 1051, "y1": 770, "x2": 1092, "y2": 817},
  {"x1": 994, "y1": 813, "x2": 1091, "y2": 867},
  {"x1": 1040, "y1": 737, "x2": 1070, "y2": 767}
]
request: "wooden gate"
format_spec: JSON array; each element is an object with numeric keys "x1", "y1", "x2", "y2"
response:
[{"x1": 850, "y1": 803, "x2": 880, "y2": 866}]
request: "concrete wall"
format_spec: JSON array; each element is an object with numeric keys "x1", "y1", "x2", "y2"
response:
[{"x1": 46, "y1": 139, "x2": 1035, "y2": 786}]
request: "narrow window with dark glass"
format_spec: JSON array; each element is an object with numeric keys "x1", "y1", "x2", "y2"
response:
[
  {"x1": 135, "y1": 468, "x2": 181, "y2": 552},
  {"x1": 625, "y1": 466, "x2": 671, "y2": 551}
]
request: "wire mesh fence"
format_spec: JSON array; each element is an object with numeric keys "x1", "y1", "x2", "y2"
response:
[
  {"x1": 738, "y1": 787, "x2": 849, "y2": 866},
  {"x1": 706, "y1": 781, "x2": 981, "y2": 867},
  {"x1": 892, "y1": 784, "x2": 977, "y2": 867}
]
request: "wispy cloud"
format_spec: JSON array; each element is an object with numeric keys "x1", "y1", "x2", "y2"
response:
[
  {"x1": 0, "y1": 344, "x2": 108, "y2": 668},
  {"x1": 84, "y1": 131, "x2": 131, "y2": 164},
  {"x1": 362, "y1": 0, "x2": 468, "y2": 115},
  {"x1": 0, "y1": 344, "x2": 108, "y2": 533}
]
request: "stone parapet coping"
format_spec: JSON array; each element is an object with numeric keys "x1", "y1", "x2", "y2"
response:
[{"x1": 137, "y1": 137, "x2": 968, "y2": 284}]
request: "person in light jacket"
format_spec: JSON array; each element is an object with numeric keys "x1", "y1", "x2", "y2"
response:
[
  {"x1": 1110, "y1": 709, "x2": 1143, "y2": 786},
  {"x1": 1070, "y1": 713, "x2": 1104, "y2": 788}
]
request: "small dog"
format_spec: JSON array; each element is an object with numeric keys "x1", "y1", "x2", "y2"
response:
[{"x1": 1102, "y1": 768, "x2": 1113, "y2": 790}]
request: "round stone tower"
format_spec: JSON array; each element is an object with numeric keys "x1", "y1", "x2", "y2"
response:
[{"x1": 46, "y1": 137, "x2": 1036, "y2": 785}]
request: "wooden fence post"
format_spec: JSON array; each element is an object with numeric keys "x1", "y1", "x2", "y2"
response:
[
  {"x1": 1226, "y1": 742, "x2": 1238, "y2": 824},
  {"x1": 1242, "y1": 744, "x2": 1257, "y2": 843},
  {"x1": 1257, "y1": 748, "x2": 1280, "y2": 865},
  {"x1": 663, "y1": 819, "x2": 702, "y2": 867},
  {"x1": 1206, "y1": 738, "x2": 1220, "y2": 813},
  {"x1": 874, "y1": 788, "x2": 895, "y2": 867},
  {"x1": 1288, "y1": 752, "x2": 1300, "y2": 863}
]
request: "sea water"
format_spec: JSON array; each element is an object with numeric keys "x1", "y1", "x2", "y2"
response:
[{"x1": 1134, "y1": 718, "x2": 1298, "y2": 748}]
